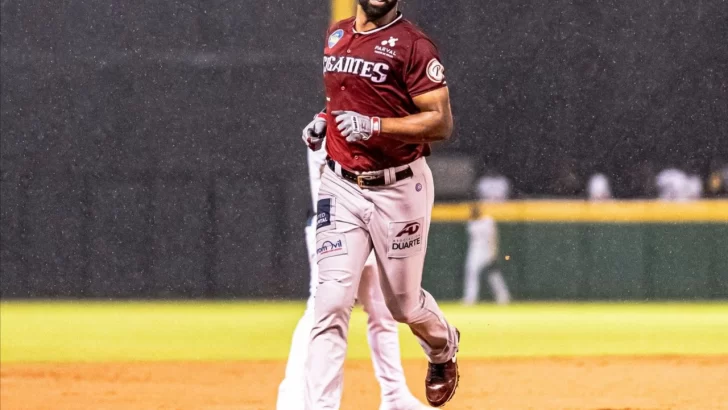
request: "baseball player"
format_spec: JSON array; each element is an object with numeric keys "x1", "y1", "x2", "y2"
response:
[
  {"x1": 656, "y1": 168, "x2": 688, "y2": 201},
  {"x1": 707, "y1": 164, "x2": 728, "y2": 197},
  {"x1": 301, "y1": 1, "x2": 460, "y2": 408},
  {"x1": 276, "y1": 139, "x2": 431, "y2": 410},
  {"x1": 587, "y1": 173, "x2": 613, "y2": 200},
  {"x1": 462, "y1": 176, "x2": 511, "y2": 305},
  {"x1": 684, "y1": 174, "x2": 703, "y2": 200}
]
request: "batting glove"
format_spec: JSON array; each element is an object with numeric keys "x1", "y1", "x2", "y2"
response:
[
  {"x1": 332, "y1": 110, "x2": 381, "y2": 143},
  {"x1": 302, "y1": 113, "x2": 327, "y2": 151}
]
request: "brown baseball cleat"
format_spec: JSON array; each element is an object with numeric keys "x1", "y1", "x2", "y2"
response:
[{"x1": 425, "y1": 329, "x2": 460, "y2": 407}]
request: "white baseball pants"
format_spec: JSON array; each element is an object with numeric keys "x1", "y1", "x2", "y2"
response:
[
  {"x1": 305, "y1": 157, "x2": 459, "y2": 410},
  {"x1": 277, "y1": 226, "x2": 422, "y2": 410},
  {"x1": 462, "y1": 219, "x2": 511, "y2": 305}
]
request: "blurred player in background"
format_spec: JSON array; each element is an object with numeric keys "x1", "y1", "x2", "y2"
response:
[
  {"x1": 301, "y1": 0, "x2": 460, "y2": 408},
  {"x1": 684, "y1": 174, "x2": 703, "y2": 200},
  {"x1": 707, "y1": 163, "x2": 728, "y2": 197},
  {"x1": 655, "y1": 168, "x2": 703, "y2": 201},
  {"x1": 587, "y1": 173, "x2": 613, "y2": 201},
  {"x1": 656, "y1": 168, "x2": 687, "y2": 200},
  {"x1": 462, "y1": 175, "x2": 511, "y2": 305},
  {"x1": 277, "y1": 139, "x2": 431, "y2": 410}
]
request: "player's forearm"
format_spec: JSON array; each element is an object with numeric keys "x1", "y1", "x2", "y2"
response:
[{"x1": 380, "y1": 110, "x2": 453, "y2": 143}]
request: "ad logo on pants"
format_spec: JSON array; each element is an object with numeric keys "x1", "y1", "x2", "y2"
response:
[
  {"x1": 396, "y1": 222, "x2": 420, "y2": 237},
  {"x1": 316, "y1": 197, "x2": 336, "y2": 232},
  {"x1": 388, "y1": 218, "x2": 425, "y2": 258},
  {"x1": 316, "y1": 235, "x2": 348, "y2": 260}
]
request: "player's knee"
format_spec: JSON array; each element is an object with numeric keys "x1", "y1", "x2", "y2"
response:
[
  {"x1": 312, "y1": 278, "x2": 354, "y2": 323},
  {"x1": 361, "y1": 299, "x2": 397, "y2": 328},
  {"x1": 385, "y1": 291, "x2": 426, "y2": 324},
  {"x1": 385, "y1": 300, "x2": 414, "y2": 324},
  {"x1": 389, "y1": 308, "x2": 414, "y2": 324}
]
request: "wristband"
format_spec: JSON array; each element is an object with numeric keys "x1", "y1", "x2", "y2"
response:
[{"x1": 368, "y1": 117, "x2": 381, "y2": 140}]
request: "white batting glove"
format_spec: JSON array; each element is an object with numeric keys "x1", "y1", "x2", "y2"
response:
[
  {"x1": 332, "y1": 110, "x2": 381, "y2": 143},
  {"x1": 302, "y1": 113, "x2": 327, "y2": 151}
]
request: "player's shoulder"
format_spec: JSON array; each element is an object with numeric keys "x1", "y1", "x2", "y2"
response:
[
  {"x1": 328, "y1": 17, "x2": 355, "y2": 35},
  {"x1": 397, "y1": 18, "x2": 438, "y2": 46}
]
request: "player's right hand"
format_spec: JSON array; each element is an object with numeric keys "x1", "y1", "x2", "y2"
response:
[{"x1": 302, "y1": 113, "x2": 327, "y2": 151}]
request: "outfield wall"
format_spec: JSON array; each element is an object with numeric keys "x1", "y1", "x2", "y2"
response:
[
  {"x1": 424, "y1": 201, "x2": 728, "y2": 301},
  {"x1": 2, "y1": 199, "x2": 727, "y2": 300}
]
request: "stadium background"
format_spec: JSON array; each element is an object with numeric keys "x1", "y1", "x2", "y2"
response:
[
  {"x1": 2, "y1": 0, "x2": 728, "y2": 300},
  {"x1": 1, "y1": 0, "x2": 728, "y2": 409}
]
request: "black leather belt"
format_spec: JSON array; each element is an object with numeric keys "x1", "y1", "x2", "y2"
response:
[{"x1": 327, "y1": 159, "x2": 413, "y2": 188}]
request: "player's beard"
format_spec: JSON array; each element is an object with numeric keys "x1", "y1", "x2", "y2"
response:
[{"x1": 358, "y1": 0, "x2": 398, "y2": 21}]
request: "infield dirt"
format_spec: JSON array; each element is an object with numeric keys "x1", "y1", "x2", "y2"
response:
[{"x1": 2, "y1": 356, "x2": 727, "y2": 410}]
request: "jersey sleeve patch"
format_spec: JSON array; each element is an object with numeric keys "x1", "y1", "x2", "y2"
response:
[
  {"x1": 406, "y1": 39, "x2": 447, "y2": 96},
  {"x1": 426, "y1": 58, "x2": 445, "y2": 83}
]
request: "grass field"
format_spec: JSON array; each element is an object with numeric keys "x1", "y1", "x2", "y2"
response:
[
  {"x1": 3, "y1": 301, "x2": 728, "y2": 362},
  {"x1": 2, "y1": 301, "x2": 728, "y2": 409}
]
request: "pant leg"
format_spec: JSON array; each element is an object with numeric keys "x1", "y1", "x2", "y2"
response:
[
  {"x1": 277, "y1": 224, "x2": 319, "y2": 410},
  {"x1": 366, "y1": 158, "x2": 458, "y2": 364},
  {"x1": 462, "y1": 242, "x2": 486, "y2": 305},
  {"x1": 487, "y1": 269, "x2": 511, "y2": 305},
  {"x1": 305, "y1": 169, "x2": 374, "y2": 410},
  {"x1": 482, "y1": 221, "x2": 511, "y2": 304},
  {"x1": 358, "y1": 251, "x2": 413, "y2": 404},
  {"x1": 278, "y1": 297, "x2": 316, "y2": 410}
]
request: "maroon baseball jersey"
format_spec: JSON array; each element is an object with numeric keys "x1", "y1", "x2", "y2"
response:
[{"x1": 322, "y1": 13, "x2": 447, "y2": 172}]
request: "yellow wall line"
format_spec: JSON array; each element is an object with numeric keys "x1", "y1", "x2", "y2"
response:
[{"x1": 432, "y1": 200, "x2": 728, "y2": 223}]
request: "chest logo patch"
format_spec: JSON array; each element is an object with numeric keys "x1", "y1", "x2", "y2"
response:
[
  {"x1": 328, "y1": 29, "x2": 344, "y2": 49},
  {"x1": 381, "y1": 37, "x2": 398, "y2": 47},
  {"x1": 375, "y1": 37, "x2": 398, "y2": 58},
  {"x1": 426, "y1": 58, "x2": 445, "y2": 83}
]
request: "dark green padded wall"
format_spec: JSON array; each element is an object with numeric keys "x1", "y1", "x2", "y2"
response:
[{"x1": 423, "y1": 222, "x2": 728, "y2": 301}]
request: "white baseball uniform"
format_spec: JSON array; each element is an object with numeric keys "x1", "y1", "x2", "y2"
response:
[
  {"x1": 462, "y1": 176, "x2": 511, "y2": 305},
  {"x1": 656, "y1": 168, "x2": 689, "y2": 201},
  {"x1": 476, "y1": 175, "x2": 510, "y2": 202},
  {"x1": 685, "y1": 175, "x2": 703, "y2": 200},
  {"x1": 276, "y1": 141, "x2": 429, "y2": 410},
  {"x1": 587, "y1": 173, "x2": 613, "y2": 201},
  {"x1": 462, "y1": 216, "x2": 510, "y2": 305}
]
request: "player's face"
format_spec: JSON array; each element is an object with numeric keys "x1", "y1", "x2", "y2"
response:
[{"x1": 358, "y1": 0, "x2": 398, "y2": 20}]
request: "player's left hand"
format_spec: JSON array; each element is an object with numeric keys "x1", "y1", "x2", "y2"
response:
[
  {"x1": 332, "y1": 110, "x2": 381, "y2": 143},
  {"x1": 302, "y1": 113, "x2": 327, "y2": 151}
]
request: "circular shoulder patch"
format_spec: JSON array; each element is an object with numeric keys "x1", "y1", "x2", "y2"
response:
[
  {"x1": 426, "y1": 59, "x2": 445, "y2": 83},
  {"x1": 328, "y1": 29, "x2": 344, "y2": 49}
]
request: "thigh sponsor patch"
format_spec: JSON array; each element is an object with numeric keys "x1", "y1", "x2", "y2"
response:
[
  {"x1": 387, "y1": 218, "x2": 425, "y2": 258},
  {"x1": 316, "y1": 197, "x2": 336, "y2": 232},
  {"x1": 316, "y1": 235, "x2": 348, "y2": 261}
]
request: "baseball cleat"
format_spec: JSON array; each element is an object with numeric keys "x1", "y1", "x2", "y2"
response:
[{"x1": 425, "y1": 329, "x2": 460, "y2": 407}]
